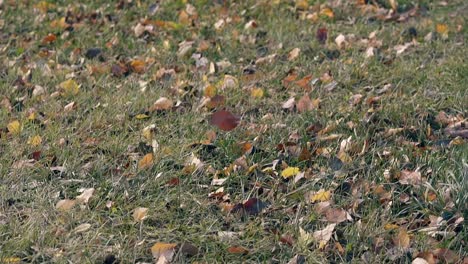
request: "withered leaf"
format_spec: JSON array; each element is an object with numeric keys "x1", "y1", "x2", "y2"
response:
[{"x1": 210, "y1": 110, "x2": 240, "y2": 131}]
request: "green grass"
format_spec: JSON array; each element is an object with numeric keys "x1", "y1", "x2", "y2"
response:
[{"x1": 0, "y1": 0, "x2": 467, "y2": 263}]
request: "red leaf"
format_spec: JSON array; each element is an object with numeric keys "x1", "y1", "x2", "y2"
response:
[
  {"x1": 316, "y1": 27, "x2": 328, "y2": 44},
  {"x1": 210, "y1": 110, "x2": 240, "y2": 131}
]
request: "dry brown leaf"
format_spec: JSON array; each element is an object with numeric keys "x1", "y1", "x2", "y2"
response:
[
  {"x1": 296, "y1": 94, "x2": 314, "y2": 113},
  {"x1": 393, "y1": 228, "x2": 410, "y2": 249},
  {"x1": 150, "y1": 97, "x2": 173, "y2": 112},
  {"x1": 76, "y1": 188, "x2": 94, "y2": 204},
  {"x1": 210, "y1": 110, "x2": 240, "y2": 131},
  {"x1": 313, "y1": 224, "x2": 336, "y2": 249},
  {"x1": 56, "y1": 199, "x2": 76, "y2": 211},
  {"x1": 399, "y1": 170, "x2": 422, "y2": 186},
  {"x1": 73, "y1": 223, "x2": 91, "y2": 233},
  {"x1": 325, "y1": 208, "x2": 349, "y2": 223},
  {"x1": 227, "y1": 246, "x2": 249, "y2": 254}
]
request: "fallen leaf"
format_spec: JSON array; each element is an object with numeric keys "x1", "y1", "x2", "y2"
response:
[
  {"x1": 76, "y1": 188, "x2": 94, "y2": 204},
  {"x1": 310, "y1": 189, "x2": 331, "y2": 203},
  {"x1": 399, "y1": 170, "x2": 422, "y2": 186},
  {"x1": 56, "y1": 199, "x2": 76, "y2": 211},
  {"x1": 335, "y1": 34, "x2": 346, "y2": 49},
  {"x1": 210, "y1": 110, "x2": 240, "y2": 131},
  {"x1": 297, "y1": 94, "x2": 319, "y2": 112},
  {"x1": 282, "y1": 97, "x2": 295, "y2": 110},
  {"x1": 281, "y1": 167, "x2": 300, "y2": 179},
  {"x1": 412, "y1": 258, "x2": 429, "y2": 264},
  {"x1": 130, "y1": 59, "x2": 146, "y2": 73},
  {"x1": 138, "y1": 153, "x2": 154, "y2": 170},
  {"x1": 26, "y1": 135, "x2": 42, "y2": 146},
  {"x1": 436, "y1": 23, "x2": 449, "y2": 39},
  {"x1": 313, "y1": 223, "x2": 336, "y2": 249},
  {"x1": 325, "y1": 208, "x2": 349, "y2": 223},
  {"x1": 133, "y1": 207, "x2": 148, "y2": 222},
  {"x1": 316, "y1": 27, "x2": 328, "y2": 44},
  {"x1": 7, "y1": 120, "x2": 21, "y2": 135},
  {"x1": 151, "y1": 243, "x2": 177, "y2": 262},
  {"x1": 250, "y1": 87, "x2": 264, "y2": 99},
  {"x1": 227, "y1": 246, "x2": 249, "y2": 254},
  {"x1": 288, "y1": 48, "x2": 301, "y2": 61},
  {"x1": 149, "y1": 97, "x2": 173, "y2": 111},
  {"x1": 73, "y1": 223, "x2": 91, "y2": 233},
  {"x1": 42, "y1": 33, "x2": 57, "y2": 44},
  {"x1": 242, "y1": 198, "x2": 267, "y2": 215},
  {"x1": 319, "y1": 7, "x2": 334, "y2": 19},
  {"x1": 393, "y1": 228, "x2": 410, "y2": 249},
  {"x1": 59, "y1": 79, "x2": 79, "y2": 96}
]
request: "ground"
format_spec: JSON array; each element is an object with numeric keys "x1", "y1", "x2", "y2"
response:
[{"x1": 0, "y1": 0, "x2": 467, "y2": 263}]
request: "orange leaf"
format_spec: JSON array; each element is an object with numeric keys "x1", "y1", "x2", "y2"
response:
[
  {"x1": 130, "y1": 60, "x2": 146, "y2": 73},
  {"x1": 42, "y1": 33, "x2": 57, "y2": 44},
  {"x1": 138, "y1": 153, "x2": 154, "y2": 170}
]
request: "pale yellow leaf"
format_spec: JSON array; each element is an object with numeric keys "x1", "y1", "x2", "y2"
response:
[
  {"x1": 56, "y1": 199, "x2": 76, "y2": 211},
  {"x1": 250, "y1": 88, "x2": 264, "y2": 99},
  {"x1": 281, "y1": 167, "x2": 300, "y2": 179},
  {"x1": 59, "y1": 79, "x2": 79, "y2": 96},
  {"x1": 28, "y1": 135, "x2": 42, "y2": 146},
  {"x1": 7, "y1": 120, "x2": 21, "y2": 135},
  {"x1": 73, "y1": 223, "x2": 91, "y2": 233},
  {"x1": 133, "y1": 207, "x2": 149, "y2": 222}
]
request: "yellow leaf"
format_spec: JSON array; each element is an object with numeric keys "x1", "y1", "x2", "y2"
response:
[
  {"x1": 281, "y1": 167, "x2": 300, "y2": 179},
  {"x1": 7, "y1": 120, "x2": 21, "y2": 135},
  {"x1": 320, "y1": 7, "x2": 334, "y2": 19},
  {"x1": 133, "y1": 207, "x2": 149, "y2": 221},
  {"x1": 28, "y1": 135, "x2": 42, "y2": 146},
  {"x1": 251, "y1": 88, "x2": 264, "y2": 99},
  {"x1": 311, "y1": 189, "x2": 331, "y2": 203},
  {"x1": 1, "y1": 257, "x2": 21, "y2": 264},
  {"x1": 436, "y1": 23, "x2": 448, "y2": 35},
  {"x1": 204, "y1": 85, "x2": 217, "y2": 98},
  {"x1": 59, "y1": 79, "x2": 79, "y2": 96},
  {"x1": 384, "y1": 223, "x2": 399, "y2": 230},
  {"x1": 27, "y1": 112, "x2": 36, "y2": 121},
  {"x1": 138, "y1": 153, "x2": 154, "y2": 169},
  {"x1": 135, "y1": 114, "x2": 149, "y2": 119}
]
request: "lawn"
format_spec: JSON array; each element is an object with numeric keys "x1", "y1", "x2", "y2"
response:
[{"x1": 0, "y1": 0, "x2": 466, "y2": 263}]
